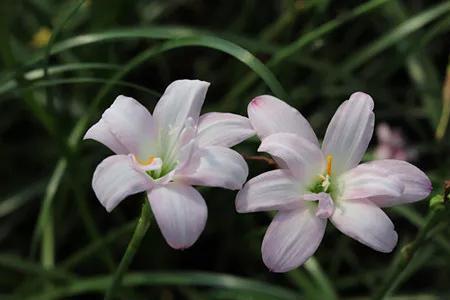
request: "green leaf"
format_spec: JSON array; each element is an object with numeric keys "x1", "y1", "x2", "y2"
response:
[
  {"x1": 0, "y1": 253, "x2": 74, "y2": 281},
  {"x1": 0, "y1": 63, "x2": 120, "y2": 96},
  {"x1": 27, "y1": 272, "x2": 300, "y2": 300},
  {"x1": 32, "y1": 28, "x2": 287, "y2": 100},
  {"x1": 220, "y1": 0, "x2": 392, "y2": 110},
  {"x1": 154, "y1": 36, "x2": 287, "y2": 100},
  {"x1": 341, "y1": 1, "x2": 450, "y2": 72},
  {"x1": 0, "y1": 180, "x2": 45, "y2": 218},
  {"x1": 304, "y1": 258, "x2": 338, "y2": 300},
  {"x1": 24, "y1": 77, "x2": 160, "y2": 97},
  {"x1": 27, "y1": 26, "x2": 277, "y2": 64},
  {"x1": 62, "y1": 220, "x2": 135, "y2": 269}
]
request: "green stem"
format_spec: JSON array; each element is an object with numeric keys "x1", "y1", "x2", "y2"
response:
[
  {"x1": 372, "y1": 195, "x2": 449, "y2": 300},
  {"x1": 41, "y1": 207, "x2": 54, "y2": 269},
  {"x1": 104, "y1": 199, "x2": 152, "y2": 300}
]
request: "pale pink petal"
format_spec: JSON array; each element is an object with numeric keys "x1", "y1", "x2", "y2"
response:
[
  {"x1": 248, "y1": 95, "x2": 318, "y2": 145},
  {"x1": 102, "y1": 95, "x2": 157, "y2": 158},
  {"x1": 340, "y1": 166, "x2": 405, "y2": 201},
  {"x1": 148, "y1": 183, "x2": 207, "y2": 249},
  {"x1": 376, "y1": 123, "x2": 392, "y2": 144},
  {"x1": 322, "y1": 92, "x2": 375, "y2": 175},
  {"x1": 153, "y1": 80, "x2": 209, "y2": 140},
  {"x1": 164, "y1": 118, "x2": 199, "y2": 172},
  {"x1": 197, "y1": 112, "x2": 255, "y2": 147},
  {"x1": 84, "y1": 118, "x2": 128, "y2": 154},
  {"x1": 177, "y1": 146, "x2": 248, "y2": 190},
  {"x1": 177, "y1": 117, "x2": 198, "y2": 147},
  {"x1": 235, "y1": 169, "x2": 303, "y2": 213},
  {"x1": 303, "y1": 192, "x2": 334, "y2": 219},
  {"x1": 374, "y1": 144, "x2": 393, "y2": 160},
  {"x1": 259, "y1": 133, "x2": 325, "y2": 182},
  {"x1": 92, "y1": 155, "x2": 151, "y2": 212},
  {"x1": 262, "y1": 208, "x2": 326, "y2": 272},
  {"x1": 175, "y1": 139, "x2": 198, "y2": 172},
  {"x1": 330, "y1": 199, "x2": 398, "y2": 252},
  {"x1": 349, "y1": 160, "x2": 432, "y2": 207},
  {"x1": 131, "y1": 156, "x2": 163, "y2": 172},
  {"x1": 392, "y1": 149, "x2": 409, "y2": 161}
]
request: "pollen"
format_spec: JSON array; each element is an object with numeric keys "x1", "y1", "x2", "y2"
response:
[
  {"x1": 326, "y1": 155, "x2": 333, "y2": 176},
  {"x1": 135, "y1": 155, "x2": 156, "y2": 166}
]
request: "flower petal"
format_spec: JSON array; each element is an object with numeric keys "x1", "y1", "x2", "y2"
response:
[
  {"x1": 92, "y1": 155, "x2": 151, "y2": 212},
  {"x1": 347, "y1": 160, "x2": 432, "y2": 207},
  {"x1": 262, "y1": 208, "x2": 326, "y2": 272},
  {"x1": 153, "y1": 79, "x2": 209, "y2": 140},
  {"x1": 248, "y1": 95, "x2": 318, "y2": 145},
  {"x1": 322, "y1": 92, "x2": 375, "y2": 175},
  {"x1": 330, "y1": 199, "x2": 398, "y2": 252},
  {"x1": 175, "y1": 139, "x2": 198, "y2": 171},
  {"x1": 259, "y1": 133, "x2": 325, "y2": 182},
  {"x1": 148, "y1": 183, "x2": 207, "y2": 249},
  {"x1": 303, "y1": 192, "x2": 335, "y2": 219},
  {"x1": 197, "y1": 112, "x2": 255, "y2": 147},
  {"x1": 235, "y1": 169, "x2": 303, "y2": 213},
  {"x1": 177, "y1": 146, "x2": 248, "y2": 190},
  {"x1": 84, "y1": 118, "x2": 128, "y2": 154},
  {"x1": 102, "y1": 95, "x2": 157, "y2": 158},
  {"x1": 340, "y1": 165, "x2": 405, "y2": 201}
]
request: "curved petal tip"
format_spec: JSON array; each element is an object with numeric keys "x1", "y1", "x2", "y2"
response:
[{"x1": 350, "y1": 91, "x2": 374, "y2": 110}]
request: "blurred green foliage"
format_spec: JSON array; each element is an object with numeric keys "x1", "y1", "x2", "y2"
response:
[{"x1": 0, "y1": 0, "x2": 449, "y2": 299}]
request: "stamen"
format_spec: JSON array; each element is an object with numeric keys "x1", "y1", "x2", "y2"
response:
[
  {"x1": 326, "y1": 155, "x2": 333, "y2": 176},
  {"x1": 321, "y1": 175, "x2": 331, "y2": 192},
  {"x1": 135, "y1": 155, "x2": 155, "y2": 166},
  {"x1": 131, "y1": 154, "x2": 163, "y2": 173}
]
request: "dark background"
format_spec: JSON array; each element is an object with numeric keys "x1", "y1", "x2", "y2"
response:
[{"x1": 0, "y1": 0, "x2": 449, "y2": 299}]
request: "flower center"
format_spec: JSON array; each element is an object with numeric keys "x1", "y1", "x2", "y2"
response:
[
  {"x1": 326, "y1": 154, "x2": 333, "y2": 176},
  {"x1": 318, "y1": 155, "x2": 333, "y2": 192},
  {"x1": 305, "y1": 155, "x2": 338, "y2": 219},
  {"x1": 132, "y1": 154, "x2": 163, "y2": 177},
  {"x1": 135, "y1": 155, "x2": 156, "y2": 166}
]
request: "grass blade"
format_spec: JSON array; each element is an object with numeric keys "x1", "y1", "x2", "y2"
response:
[
  {"x1": 27, "y1": 271, "x2": 300, "y2": 300},
  {"x1": 341, "y1": 1, "x2": 450, "y2": 73}
]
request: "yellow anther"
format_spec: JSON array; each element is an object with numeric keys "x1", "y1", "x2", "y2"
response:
[
  {"x1": 135, "y1": 155, "x2": 155, "y2": 166},
  {"x1": 326, "y1": 155, "x2": 333, "y2": 176}
]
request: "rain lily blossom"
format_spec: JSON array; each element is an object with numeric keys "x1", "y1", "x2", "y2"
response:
[
  {"x1": 374, "y1": 122, "x2": 417, "y2": 161},
  {"x1": 85, "y1": 79, "x2": 254, "y2": 249},
  {"x1": 236, "y1": 93, "x2": 432, "y2": 272}
]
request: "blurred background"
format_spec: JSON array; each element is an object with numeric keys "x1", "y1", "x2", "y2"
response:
[{"x1": 0, "y1": 0, "x2": 449, "y2": 299}]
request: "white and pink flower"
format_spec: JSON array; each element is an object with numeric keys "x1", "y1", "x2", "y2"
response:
[
  {"x1": 236, "y1": 93, "x2": 432, "y2": 272},
  {"x1": 375, "y1": 122, "x2": 417, "y2": 161},
  {"x1": 85, "y1": 79, "x2": 254, "y2": 249}
]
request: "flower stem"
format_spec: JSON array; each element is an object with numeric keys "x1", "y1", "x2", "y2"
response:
[
  {"x1": 104, "y1": 199, "x2": 152, "y2": 300},
  {"x1": 372, "y1": 194, "x2": 449, "y2": 300}
]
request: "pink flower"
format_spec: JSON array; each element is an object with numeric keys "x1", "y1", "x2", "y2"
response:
[
  {"x1": 85, "y1": 80, "x2": 254, "y2": 249},
  {"x1": 375, "y1": 123, "x2": 417, "y2": 161},
  {"x1": 236, "y1": 93, "x2": 432, "y2": 272}
]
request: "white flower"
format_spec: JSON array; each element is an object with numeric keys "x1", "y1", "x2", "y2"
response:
[
  {"x1": 85, "y1": 80, "x2": 254, "y2": 249},
  {"x1": 236, "y1": 93, "x2": 432, "y2": 272}
]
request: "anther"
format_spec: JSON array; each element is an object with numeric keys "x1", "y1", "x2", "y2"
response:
[
  {"x1": 326, "y1": 155, "x2": 333, "y2": 176},
  {"x1": 135, "y1": 155, "x2": 155, "y2": 166}
]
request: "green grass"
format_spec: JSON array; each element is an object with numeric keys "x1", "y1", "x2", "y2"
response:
[{"x1": 0, "y1": 0, "x2": 449, "y2": 299}]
